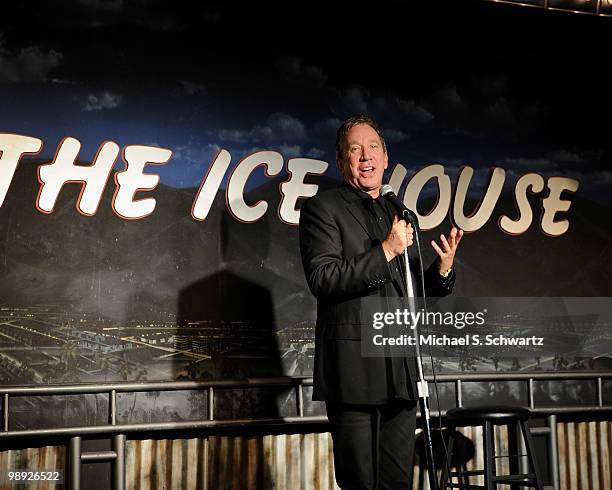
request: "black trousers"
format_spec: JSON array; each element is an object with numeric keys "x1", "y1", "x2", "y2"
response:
[{"x1": 326, "y1": 399, "x2": 418, "y2": 490}]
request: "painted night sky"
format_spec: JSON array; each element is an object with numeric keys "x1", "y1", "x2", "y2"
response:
[{"x1": 0, "y1": 0, "x2": 610, "y2": 203}]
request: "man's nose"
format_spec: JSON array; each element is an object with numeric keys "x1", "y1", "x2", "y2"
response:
[{"x1": 360, "y1": 147, "x2": 372, "y2": 161}]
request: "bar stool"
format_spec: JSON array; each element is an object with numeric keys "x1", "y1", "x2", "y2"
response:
[{"x1": 439, "y1": 405, "x2": 544, "y2": 490}]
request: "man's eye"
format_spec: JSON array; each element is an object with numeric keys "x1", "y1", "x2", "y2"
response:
[
  {"x1": 350, "y1": 147, "x2": 359, "y2": 153},
  {"x1": 370, "y1": 144, "x2": 379, "y2": 149}
]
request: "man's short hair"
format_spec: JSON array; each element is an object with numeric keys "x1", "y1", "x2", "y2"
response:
[{"x1": 336, "y1": 114, "x2": 387, "y2": 161}]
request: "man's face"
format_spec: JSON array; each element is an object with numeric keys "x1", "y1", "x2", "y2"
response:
[{"x1": 338, "y1": 123, "x2": 388, "y2": 198}]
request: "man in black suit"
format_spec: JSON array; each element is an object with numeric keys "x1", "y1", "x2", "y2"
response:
[{"x1": 299, "y1": 115, "x2": 463, "y2": 489}]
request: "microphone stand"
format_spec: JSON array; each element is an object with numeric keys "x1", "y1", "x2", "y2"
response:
[{"x1": 401, "y1": 208, "x2": 439, "y2": 490}]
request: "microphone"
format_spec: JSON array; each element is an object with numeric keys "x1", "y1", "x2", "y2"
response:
[{"x1": 380, "y1": 185, "x2": 419, "y2": 227}]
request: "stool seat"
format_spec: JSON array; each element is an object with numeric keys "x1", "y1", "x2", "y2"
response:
[{"x1": 446, "y1": 405, "x2": 531, "y2": 426}]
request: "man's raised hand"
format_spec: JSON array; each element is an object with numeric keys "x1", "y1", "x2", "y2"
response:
[{"x1": 430, "y1": 226, "x2": 463, "y2": 273}]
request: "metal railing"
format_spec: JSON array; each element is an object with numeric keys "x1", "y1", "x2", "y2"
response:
[{"x1": 1, "y1": 371, "x2": 611, "y2": 489}]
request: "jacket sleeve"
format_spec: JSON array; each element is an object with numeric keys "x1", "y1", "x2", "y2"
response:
[
  {"x1": 299, "y1": 196, "x2": 393, "y2": 301},
  {"x1": 423, "y1": 260, "x2": 456, "y2": 297}
]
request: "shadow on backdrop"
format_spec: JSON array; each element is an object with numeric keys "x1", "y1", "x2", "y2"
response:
[{"x1": 177, "y1": 210, "x2": 285, "y2": 420}]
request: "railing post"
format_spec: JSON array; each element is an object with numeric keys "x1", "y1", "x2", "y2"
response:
[
  {"x1": 455, "y1": 379, "x2": 462, "y2": 407},
  {"x1": 113, "y1": 434, "x2": 126, "y2": 490},
  {"x1": 548, "y1": 414, "x2": 560, "y2": 490},
  {"x1": 297, "y1": 383, "x2": 304, "y2": 417},
  {"x1": 3, "y1": 393, "x2": 8, "y2": 432},
  {"x1": 208, "y1": 387, "x2": 214, "y2": 421},
  {"x1": 597, "y1": 377, "x2": 603, "y2": 407},
  {"x1": 203, "y1": 437, "x2": 209, "y2": 490},
  {"x1": 110, "y1": 389, "x2": 117, "y2": 425},
  {"x1": 204, "y1": 386, "x2": 214, "y2": 490},
  {"x1": 69, "y1": 436, "x2": 82, "y2": 490}
]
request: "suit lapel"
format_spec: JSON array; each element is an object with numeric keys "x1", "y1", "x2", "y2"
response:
[
  {"x1": 339, "y1": 185, "x2": 409, "y2": 297},
  {"x1": 339, "y1": 185, "x2": 376, "y2": 240}
]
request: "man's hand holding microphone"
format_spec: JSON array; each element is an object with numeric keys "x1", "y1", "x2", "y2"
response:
[{"x1": 382, "y1": 216, "x2": 413, "y2": 262}]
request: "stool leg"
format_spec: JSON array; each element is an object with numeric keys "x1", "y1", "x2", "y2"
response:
[
  {"x1": 483, "y1": 421, "x2": 494, "y2": 490},
  {"x1": 439, "y1": 430, "x2": 455, "y2": 489},
  {"x1": 507, "y1": 419, "x2": 520, "y2": 479},
  {"x1": 460, "y1": 463, "x2": 469, "y2": 490},
  {"x1": 520, "y1": 421, "x2": 544, "y2": 490}
]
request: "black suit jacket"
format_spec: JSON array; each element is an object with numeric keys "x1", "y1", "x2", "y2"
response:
[{"x1": 299, "y1": 184, "x2": 455, "y2": 404}]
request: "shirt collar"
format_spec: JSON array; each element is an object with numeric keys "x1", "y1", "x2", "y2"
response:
[{"x1": 341, "y1": 182, "x2": 380, "y2": 203}]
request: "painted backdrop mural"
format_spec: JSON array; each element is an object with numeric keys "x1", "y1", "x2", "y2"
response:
[{"x1": 0, "y1": 2, "x2": 611, "y2": 422}]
